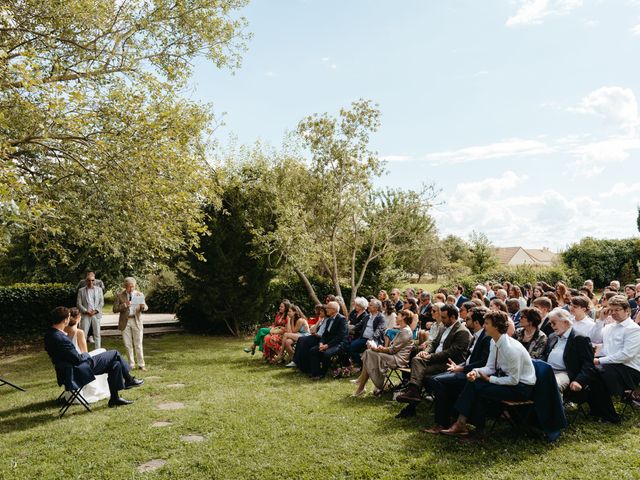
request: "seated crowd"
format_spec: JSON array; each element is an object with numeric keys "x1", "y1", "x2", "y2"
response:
[{"x1": 244, "y1": 278, "x2": 640, "y2": 437}]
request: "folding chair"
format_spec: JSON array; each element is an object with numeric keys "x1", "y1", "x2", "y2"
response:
[
  {"x1": 57, "y1": 388, "x2": 92, "y2": 418},
  {"x1": 383, "y1": 367, "x2": 411, "y2": 391},
  {"x1": 620, "y1": 388, "x2": 640, "y2": 417},
  {"x1": 53, "y1": 365, "x2": 93, "y2": 418},
  {"x1": 0, "y1": 376, "x2": 26, "y2": 392},
  {"x1": 488, "y1": 399, "x2": 536, "y2": 434},
  {"x1": 562, "y1": 389, "x2": 589, "y2": 424}
]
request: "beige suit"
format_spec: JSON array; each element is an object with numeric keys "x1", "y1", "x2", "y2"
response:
[{"x1": 113, "y1": 289, "x2": 148, "y2": 368}]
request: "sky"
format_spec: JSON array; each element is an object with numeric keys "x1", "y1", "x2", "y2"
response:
[{"x1": 188, "y1": 0, "x2": 640, "y2": 252}]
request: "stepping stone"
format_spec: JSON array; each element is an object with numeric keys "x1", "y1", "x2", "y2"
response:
[
  {"x1": 151, "y1": 421, "x2": 172, "y2": 428},
  {"x1": 157, "y1": 402, "x2": 184, "y2": 410},
  {"x1": 138, "y1": 459, "x2": 166, "y2": 473},
  {"x1": 180, "y1": 434, "x2": 205, "y2": 443},
  {"x1": 166, "y1": 383, "x2": 185, "y2": 388}
]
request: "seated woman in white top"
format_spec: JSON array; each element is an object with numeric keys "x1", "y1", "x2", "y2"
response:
[
  {"x1": 63, "y1": 307, "x2": 111, "y2": 403},
  {"x1": 569, "y1": 296, "x2": 595, "y2": 338}
]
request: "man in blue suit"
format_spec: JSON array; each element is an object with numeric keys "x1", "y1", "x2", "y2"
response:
[
  {"x1": 454, "y1": 285, "x2": 469, "y2": 309},
  {"x1": 308, "y1": 301, "x2": 348, "y2": 379},
  {"x1": 44, "y1": 306, "x2": 144, "y2": 407}
]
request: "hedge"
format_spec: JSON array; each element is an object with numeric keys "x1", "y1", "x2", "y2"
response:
[{"x1": 0, "y1": 283, "x2": 76, "y2": 344}]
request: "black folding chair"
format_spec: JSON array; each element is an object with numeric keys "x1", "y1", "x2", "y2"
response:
[
  {"x1": 57, "y1": 388, "x2": 91, "y2": 418},
  {"x1": 0, "y1": 376, "x2": 26, "y2": 392},
  {"x1": 53, "y1": 366, "x2": 92, "y2": 418}
]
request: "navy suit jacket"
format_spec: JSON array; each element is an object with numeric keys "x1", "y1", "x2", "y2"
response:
[
  {"x1": 543, "y1": 330, "x2": 594, "y2": 387},
  {"x1": 320, "y1": 314, "x2": 348, "y2": 349},
  {"x1": 44, "y1": 327, "x2": 95, "y2": 390},
  {"x1": 455, "y1": 295, "x2": 469, "y2": 308},
  {"x1": 462, "y1": 329, "x2": 492, "y2": 374}
]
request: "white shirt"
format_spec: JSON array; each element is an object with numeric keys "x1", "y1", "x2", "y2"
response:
[
  {"x1": 547, "y1": 328, "x2": 572, "y2": 372},
  {"x1": 589, "y1": 316, "x2": 615, "y2": 345},
  {"x1": 599, "y1": 318, "x2": 640, "y2": 373},
  {"x1": 383, "y1": 312, "x2": 397, "y2": 329},
  {"x1": 435, "y1": 325, "x2": 453, "y2": 354},
  {"x1": 475, "y1": 334, "x2": 536, "y2": 386},
  {"x1": 572, "y1": 317, "x2": 595, "y2": 338},
  {"x1": 86, "y1": 287, "x2": 96, "y2": 312}
]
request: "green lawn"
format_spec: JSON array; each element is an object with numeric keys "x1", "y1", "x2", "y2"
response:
[{"x1": 1, "y1": 334, "x2": 639, "y2": 479}]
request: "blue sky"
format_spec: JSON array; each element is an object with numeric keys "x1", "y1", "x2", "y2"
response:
[{"x1": 188, "y1": 0, "x2": 640, "y2": 251}]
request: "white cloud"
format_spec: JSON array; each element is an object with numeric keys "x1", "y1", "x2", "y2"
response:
[
  {"x1": 599, "y1": 182, "x2": 640, "y2": 198},
  {"x1": 571, "y1": 86, "x2": 640, "y2": 130},
  {"x1": 569, "y1": 137, "x2": 640, "y2": 176},
  {"x1": 426, "y1": 138, "x2": 554, "y2": 165},
  {"x1": 632, "y1": 24, "x2": 640, "y2": 36},
  {"x1": 506, "y1": 0, "x2": 583, "y2": 27}
]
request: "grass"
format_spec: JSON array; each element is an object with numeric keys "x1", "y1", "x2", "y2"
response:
[{"x1": 1, "y1": 334, "x2": 639, "y2": 479}]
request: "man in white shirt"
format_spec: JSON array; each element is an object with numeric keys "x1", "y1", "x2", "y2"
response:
[
  {"x1": 441, "y1": 310, "x2": 536, "y2": 436},
  {"x1": 593, "y1": 295, "x2": 640, "y2": 397},
  {"x1": 76, "y1": 272, "x2": 104, "y2": 349},
  {"x1": 569, "y1": 296, "x2": 595, "y2": 339}
]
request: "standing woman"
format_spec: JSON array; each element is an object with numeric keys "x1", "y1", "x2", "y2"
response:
[
  {"x1": 244, "y1": 300, "x2": 290, "y2": 355},
  {"x1": 352, "y1": 310, "x2": 415, "y2": 397}
]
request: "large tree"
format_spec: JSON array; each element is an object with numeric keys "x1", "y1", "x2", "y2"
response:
[{"x1": 0, "y1": 0, "x2": 249, "y2": 281}]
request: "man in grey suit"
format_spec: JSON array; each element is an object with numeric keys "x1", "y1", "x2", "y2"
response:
[{"x1": 77, "y1": 272, "x2": 104, "y2": 349}]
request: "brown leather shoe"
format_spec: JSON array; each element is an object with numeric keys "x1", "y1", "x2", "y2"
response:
[
  {"x1": 441, "y1": 421, "x2": 469, "y2": 436},
  {"x1": 395, "y1": 386, "x2": 422, "y2": 404}
]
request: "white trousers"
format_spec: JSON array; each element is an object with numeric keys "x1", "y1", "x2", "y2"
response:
[
  {"x1": 80, "y1": 315, "x2": 101, "y2": 349},
  {"x1": 122, "y1": 318, "x2": 145, "y2": 367}
]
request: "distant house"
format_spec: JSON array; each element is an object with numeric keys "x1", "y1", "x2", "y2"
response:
[{"x1": 493, "y1": 247, "x2": 558, "y2": 267}]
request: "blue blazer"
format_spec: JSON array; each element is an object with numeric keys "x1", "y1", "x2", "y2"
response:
[
  {"x1": 44, "y1": 328, "x2": 95, "y2": 390},
  {"x1": 353, "y1": 312, "x2": 386, "y2": 345}
]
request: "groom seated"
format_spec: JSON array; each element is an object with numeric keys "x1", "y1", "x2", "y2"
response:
[{"x1": 44, "y1": 306, "x2": 144, "y2": 407}]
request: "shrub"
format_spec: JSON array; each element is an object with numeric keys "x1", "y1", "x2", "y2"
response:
[
  {"x1": 145, "y1": 271, "x2": 183, "y2": 313},
  {"x1": 0, "y1": 283, "x2": 76, "y2": 344}
]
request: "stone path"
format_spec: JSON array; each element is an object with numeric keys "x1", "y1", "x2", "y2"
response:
[{"x1": 138, "y1": 459, "x2": 166, "y2": 473}]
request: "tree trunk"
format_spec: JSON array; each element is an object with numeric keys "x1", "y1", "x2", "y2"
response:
[
  {"x1": 416, "y1": 273, "x2": 423, "y2": 283},
  {"x1": 293, "y1": 265, "x2": 321, "y2": 306}
]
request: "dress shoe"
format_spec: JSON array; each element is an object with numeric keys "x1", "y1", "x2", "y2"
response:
[
  {"x1": 285, "y1": 361, "x2": 297, "y2": 368},
  {"x1": 395, "y1": 386, "x2": 422, "y2": 404},
  {"x1": 124, "y1": 377, "x2": 144, "y2": 389},
  {"x1": 441, "y1": 421, "x2": 469, "y2": 436},
  {"x1": 108, "y1": 397, "x2": 134, "y2": 408}
]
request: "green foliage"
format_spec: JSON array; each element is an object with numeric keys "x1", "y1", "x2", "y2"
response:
[
  {"x1": 467, "y1": 231, "x2": 498, "y2": 274},
  {"x1": 0, "y1": 283, "x2": 75, "y2": 344},
  {"x1": 445, "y1": 264, "x2": 581, "y2": 295},
  {"x1": 145, "y1": 271, "x2": 184, "y2": 314},
  {"x1": 176, "y1": 169, "x2": 278, "y2": 335},
  {"x1": 561, "y1": 237, "x2": 640, "y2": 287},
  {"x1": 0, "y1": 0, "x2": 250, "y2": 273},
  {"x1": 264, "y1": 277, "x2": 353, "y2": 323}
]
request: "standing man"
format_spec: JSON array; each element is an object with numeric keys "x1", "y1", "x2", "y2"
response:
[
  {"x1": 113, "y1": 277, "x2": 149, "y2": 371},
  {"x1": 77, "y1": 272, "x2": 104, "y2": 349}
]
